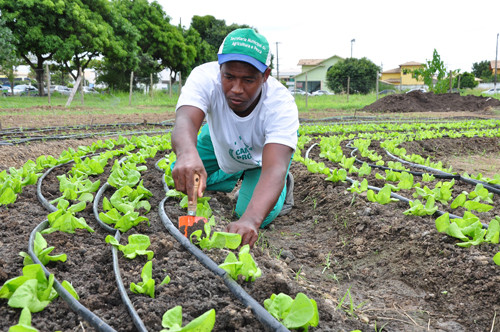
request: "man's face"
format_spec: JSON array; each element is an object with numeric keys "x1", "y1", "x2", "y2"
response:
[{"x1": 220, "y1": 61, "x2": 270, "y2": 116}]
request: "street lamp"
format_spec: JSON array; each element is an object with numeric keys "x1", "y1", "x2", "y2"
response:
[
  {"x1": 351, "y1": 39, "x2": 355, "y2": 58},
  {"x1": 495, "y1": 33, "x2": 499, "y2": 90},
  {"x1": 276, "y1": 41, "x2": 281, "y2": 81}
]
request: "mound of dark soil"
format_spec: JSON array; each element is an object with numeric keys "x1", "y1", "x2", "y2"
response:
[{"x1": 361, "y1": 91, "x2": 500, "y2": 113}]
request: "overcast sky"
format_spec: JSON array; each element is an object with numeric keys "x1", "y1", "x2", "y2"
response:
[{"x1": 157, "y1": 0, "x2": 500, "y2": 74}]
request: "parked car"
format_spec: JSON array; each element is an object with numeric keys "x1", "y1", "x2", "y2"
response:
[
  {"x1": 482, "y1": 87, "x2": 500, "y2": 95},
  {"x1": 379, "y1": 89, "x2": 397, "y2": 95},
  {"x1": 1, "y1": 85, "x2": 10, "y2": 96},
  {"x1": 311, "y1": 90, "x2": 334, "y2": 96},
  {"x1": 406, "y1": 87, "x2": 427, "y2": 94},
  {"x1": 50, "y1": 85, "x2": 71, "y2": 95},
  {"x1": 288, "y1": 88, "x2": 311, "y2": 96},
  {"x1": 83, "y1": 86, "x2": 99, "y2": 94},
  {"x1": 10, "y1": 84, "x2": 39, "y2": 96}
]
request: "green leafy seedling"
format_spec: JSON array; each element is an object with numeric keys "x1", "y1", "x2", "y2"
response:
[
  {"x1": 105, "y1": 234, "x2": 154, "y2": 260},
  {"x1": 130, "y1": 261, "x2": 155, "y2": 298},
  {"x1": 264, "y1": 292, "x2": 319, "y2": 331},
  {"x1": 219, "y1": 245, "x2": 262, "y2": 282},
  {"x1": 190, "y1": 217, "x2": 241, "y2": 250},
  {"x1": 160, "y1": 305, "x2": 215, "y2": 332},
  {"x1": 9, "y1": 307, "x2": 39, "y2": 332},
  {"x1": 19, "y1": 232, "x2": 67, "y2": 266}
]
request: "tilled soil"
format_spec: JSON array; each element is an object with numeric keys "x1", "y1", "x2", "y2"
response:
[{"x1": 1, "y1": 94, "x2": 500, "y2": 332}]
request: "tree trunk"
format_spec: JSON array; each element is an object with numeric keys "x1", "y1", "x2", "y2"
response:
[{"x1": 36, "y1": 56, "x2": 45, "y2": 96}]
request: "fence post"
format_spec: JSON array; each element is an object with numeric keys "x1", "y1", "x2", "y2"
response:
[
  {"x1": 46, "y1": 63, "x2": 51, "y2": 105},
  {"x1": 79, "y1": 67, "x2": 84, "y2": 105},
  {"x1": 347, "y1": 76, "x2": 350, "y2": 102},
  {"x1": 129, "y1": 71, "x2": 134, "y2": 106}
]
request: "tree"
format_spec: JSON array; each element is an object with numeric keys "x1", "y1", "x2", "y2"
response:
[
  {"x1": 326, "y1": 57, "x2": 380, "y2": 94},
  {"x1": 108, "y1": 0, "x2": 188, "y2": 89},
  {"x1": 472, "y1": 60, "x2": 493, "y2": 82},
  {"x1": 0, "y1": 17, "x2": 15, "y2": 68},
  {"x1": 405, "y1": 49, "x2": 448, "y2": 93},
  {"x1": 0, "y1": 17, "x2": 18, "y2": 95},
  {"x1": 0, "y1": 0, "x2": 68, "y2": 95},
  {"x1": 453, "y1": 72, "x2": 478, "y2": 89},
  {"x1": 190, "y1": 15, "x2": 251, "y2": 56}
]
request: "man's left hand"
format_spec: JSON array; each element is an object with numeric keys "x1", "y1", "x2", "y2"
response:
[{"x1": 225, "y1": 220, "x2": 259, "y2": 247}]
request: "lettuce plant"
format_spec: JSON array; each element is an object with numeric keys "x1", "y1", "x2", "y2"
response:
[
  {"x1": 19, "y1": 232, "x2": 67, "y2": 266},
  {"x1": 130, "y1": 261, "x2": 156, "y2": 298},
  {"x1": 403, "y1": 197, "x2": 438, "y2": 216},
  {"x1": 0, "y1": 264, "x2": 77, "y2": 313},
  {"x1": 105, "y1": 234, "x2": 154, "y2": 260},
  {"x1": 129, "y1": 260, "x2": 170, "y2": 299},
  {"x1": 219, "y1": 245, "x2": 261, "y2": 282},
  {"x1": 264, "y1": 292, "x2": 319, "y2": 331},
  {"x1": 366, "y1": 185, "x2": 399, "y2": 205},
  {"x1": 43, "y1": 199, "x2": 94, "y2": 234},
  {"x1": 190, "y1": 217, "x2": 241, "y2": 250},
  {"x1": 160, "y1": 306, "x2": 215, "y2": 332},
  {"x1": 9, "y1": 307, "x2": 39, "y2": 332}
]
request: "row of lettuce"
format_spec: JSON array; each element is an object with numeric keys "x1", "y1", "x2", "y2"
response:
[
  {"x1": 1, "y1": 134, "x2": 318, "y2": 331},
  {"x1": 295, "y1": 118, "x2": 500, "y2": 265}
]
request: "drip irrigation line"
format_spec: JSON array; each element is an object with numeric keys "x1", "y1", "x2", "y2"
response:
[
  {"x1": 304, "y1": 143, "x2": 483, "y2": 226},
  {"x1": 36, "y1": 153, "x2": 147, "y2": 331},
  {"x1": 384, "y1": 150, "x2": 500, "y2": 195},
  {"x1": 110, "y1": 230, "x2": 148, "y2": 332},
  {"x1": 0, "y1": 128, "x2": 171, "y2": 145},
  {"x1": 36, "y1": 161, "x2": 73, "y2": 213},
  {"x1": 91, "y1": 158, "x2": 148, "y2": 332},
  {"x1": 158, "y1": 197, "x2": 290, "y2": 332},
  {"x1": 346, "y1": 143, "x2": 460, "y2": 180},
  {"x1": 93, "y1": 183, "x2": 119, "y2": 233},
  {"x1": 0, "y1": 121, "x2": 173, "y2": 136},
  {"x1": 28, "y1": 220, "x2": 117, "y2": 332}
]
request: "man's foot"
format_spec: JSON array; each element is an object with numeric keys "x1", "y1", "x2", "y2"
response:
[{"x1": 278, "y1": 172, "x2": 294, "y2": 216}]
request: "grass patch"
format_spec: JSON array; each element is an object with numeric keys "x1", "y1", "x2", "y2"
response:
[{"x1": 0, "y1": 91, "x2": 178, "y2": 114}]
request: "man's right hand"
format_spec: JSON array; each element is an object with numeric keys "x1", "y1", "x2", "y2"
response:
[
  {"x1": 171, "y1": 105, "x2": 206, "y2": 203},
  {"x1": 171, "y1": 154, "x2": 206, "y2": 200}
]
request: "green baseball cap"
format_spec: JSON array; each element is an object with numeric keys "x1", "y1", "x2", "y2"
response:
[{"x1": 218, "y1": 28, "x2": 271, "y2": 73}]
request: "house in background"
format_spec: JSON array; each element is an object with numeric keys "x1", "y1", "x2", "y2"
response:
[
  {"x1": 292, "y1": 55, "x2": 343, "y2": 93},
  {"x1": 490, "y1": 60, "x2": 499, "y2": 76},
  {"x1": 380, "y1": 61, "x2": 425, "y2": 89}
]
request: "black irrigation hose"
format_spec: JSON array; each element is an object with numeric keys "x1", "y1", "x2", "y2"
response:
[
  {"x1": 346, "y1": 143, "x2": 461, "y2": 180},
  {"x1": 0, "y1": 129, "x2": 170, "y2": 145},
  {"x1": 305, "y1": 143, "x2": 468, "y2": 223},
  {"x1": 93, "y1": 183, "x2": 118, "y2": 234},
  {"x1": 110, "y1": 230, "x2": 148, "y2": 332},
  {"x1": 384, "y1": 150, "x2": 500, "y2": 195},
  {"x1": 91, "y1": 158, "x2": 148, "y2": 332},
  {"x1": 158, "y1": 197, "x2": 290, "y2": 332},
  {"x1": 28, "y1": 220, "x2": 116, "y2": 332},
  {"x1": 0, "y1": 121, "x2": 174, "y2": 136},
  {"x1": 36, "y1": 154, "x2": 146, "y2": 331}
]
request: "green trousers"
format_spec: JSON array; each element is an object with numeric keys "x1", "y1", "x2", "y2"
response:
[{"x1": 174, "y1": 124, "x2": 290, "y2": 228}]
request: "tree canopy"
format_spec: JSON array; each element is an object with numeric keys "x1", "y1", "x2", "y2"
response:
[
  {"x1": 472, "y1": 60, "x2": 493, "y2": 82},
  {"x1": 326, "y1": 57, "x2": 380, "y2": 94},
  {"x1": 0, "y1": 0, "x2": 259, "y2": 91}
]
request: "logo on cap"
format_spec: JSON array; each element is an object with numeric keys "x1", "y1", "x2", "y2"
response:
[{"x1": 218, "y1": 28, "x2": 271, "y2": 73}]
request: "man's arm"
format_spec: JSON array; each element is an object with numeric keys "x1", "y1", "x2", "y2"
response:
[
  {"x1": 225, "y1": 143, "x2": 294, "y2": 247},
  {"x1": 171, "y1": 105, "x2": 207, "y2": 201}
]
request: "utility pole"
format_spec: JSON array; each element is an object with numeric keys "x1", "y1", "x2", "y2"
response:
[
  {"x1": 276, "y1": 42, "x2": 280, "y2": 81},
  {"x1": 351, "y1": 39, "x2": 355, "y2": 58},
  {"x1": 495, "y1": 33, "x2": 499, "y2": 90}
]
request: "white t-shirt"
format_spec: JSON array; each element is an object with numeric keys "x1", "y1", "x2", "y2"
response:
[{"x1": 176, "y1": 62, "x2": 299, "y2": 174}]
